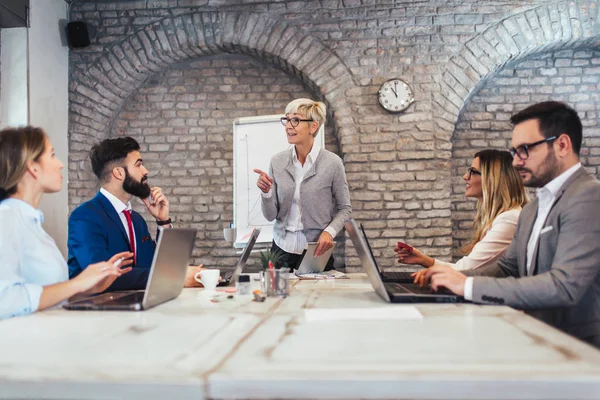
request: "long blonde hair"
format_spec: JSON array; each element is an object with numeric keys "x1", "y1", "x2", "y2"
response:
[
  {"x1": 462, "y1": 149, "x2": 528, "y2": 254},
  {"x1": 0, "y1": 126, "x2": 47, "y2": 202}
]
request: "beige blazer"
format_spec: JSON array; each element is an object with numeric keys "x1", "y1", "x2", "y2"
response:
[{"x1": 434, "y1": 208, "x2": 521, "y2": 271}]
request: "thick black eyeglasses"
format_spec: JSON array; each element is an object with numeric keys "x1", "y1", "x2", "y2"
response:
[
  {"x1": 509, "y1": 136, "x2": 557, "y2": 160},
  {"x1": 466, "y1": 167, "x2": 482, "y2": 180},
  {"x1": 280, "y1": 117, "x2": 313, "y2": 127}
]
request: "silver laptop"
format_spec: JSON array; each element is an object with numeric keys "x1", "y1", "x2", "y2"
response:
[
  {"x1": 219, "y1": 228, "x2": 260, "y2": 287},
  {"x1": 64, "y1": 228, "x2": 197, "y2": 311},
  {"x1": 296, "y1": 242, "x2": 335, "y2": 274},
  {"x1": 345, "y1": 219, "x2": 465, "y2": 303}
]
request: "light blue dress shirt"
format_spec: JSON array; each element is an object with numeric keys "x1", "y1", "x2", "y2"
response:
[{"x1": 0, "y1": 198, "x2": 68, "y2": 319}]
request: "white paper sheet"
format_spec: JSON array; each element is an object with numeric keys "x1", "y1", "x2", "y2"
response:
[{"x1": 304, "y1": 306, "x2": 423, "y2": 322}]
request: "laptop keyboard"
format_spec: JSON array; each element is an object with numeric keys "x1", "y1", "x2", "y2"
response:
[
  {"x1": 382, "y1": 271, "x2": 414, "y2": 282},
  {"x1": 391, "y1": 283, "x2": 454, "y2": 296}
]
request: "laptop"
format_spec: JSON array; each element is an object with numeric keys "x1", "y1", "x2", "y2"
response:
[
  {"x1": 218, "y1": 228, "x2": 261, "y2": 287},
  {"x1": 64, "y1": 228, "x2": 197, "y2": 311},
  {"x1": 358, "y1": 224, "x2": 418, "y2": 283},
  {"x1": 296, "y1": 242, "x2": 335, "y2": 274},
  {"x1": 345, "y1": 219, "x2": 465, "y2": 303}
]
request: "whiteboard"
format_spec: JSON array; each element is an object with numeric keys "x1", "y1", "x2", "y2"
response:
[{"x1": 233, "y1": 114, "x2": 325, "y2": 247}]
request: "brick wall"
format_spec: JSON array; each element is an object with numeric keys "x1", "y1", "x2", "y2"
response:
[
  {"x1": 451, "y1": 48, "x2": 600, "y2": 259},
  {"x1": 67, "y1": 0, "x2": 600, "y2": 271},
  {"x1": 112, "y1": 54, "x2": 341, "y2": 267}
]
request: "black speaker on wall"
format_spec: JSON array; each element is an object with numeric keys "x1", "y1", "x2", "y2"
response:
[{"x1": 66, "y1": 21, "x2": 90, "y2": 48}]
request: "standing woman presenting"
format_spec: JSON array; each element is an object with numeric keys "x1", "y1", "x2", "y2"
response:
[{"x1": 254, "y1": 99, "x2": 352, "y2": 270}]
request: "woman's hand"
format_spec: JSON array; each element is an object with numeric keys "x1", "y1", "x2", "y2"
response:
[
  {"x1": 411, "y1": 269, "x2": 429, "y2": 287},
  {"x1": 76, "y1": 252, "x2": 134, "y2": 295},
  {"x1": 253, "y1": 169, "x2": 274, "y2": 193},
  {"x1": 394, "y1": 245, "x2": 435, "y2": 268},
  {"x1": 314, "y1": 231, "x2": 334, "y2": 257}
]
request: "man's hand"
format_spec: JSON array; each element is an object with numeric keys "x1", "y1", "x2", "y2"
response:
[
  {"x1": 314, "y1": 231, "x2": 334, "y2": 257},
  {"x1": 419, "y1": 266, "x2": 467, "y2": 296},
  {"x1": 184, "y1": 265, "x2": 205, "y2": 288},
  {"x1": 142, "y1": 187, "x2": 170, "y2": 222}
]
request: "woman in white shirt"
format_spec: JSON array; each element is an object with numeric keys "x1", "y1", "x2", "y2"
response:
[
  {"x1": 254, "y1": 99, "x2": 351, "y2": 271},
  {"x1": 0, "y1": 126, "x2": 133, "y2": 319},
  {"x1": 396, "y1": 149, "x2": 528, "y2": 278}
]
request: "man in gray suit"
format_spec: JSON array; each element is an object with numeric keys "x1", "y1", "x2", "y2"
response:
[{"x1": 420, "y1": 101, "x2": 600, "y2": 348}]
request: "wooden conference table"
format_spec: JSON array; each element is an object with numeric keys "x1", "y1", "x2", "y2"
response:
[{"x1": 1, "y1": 274, "x2": 599, "y2": 400}]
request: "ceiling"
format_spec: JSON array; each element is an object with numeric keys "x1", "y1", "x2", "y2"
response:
[{"x1": 0, "y1": 0, "x2": 29, "y2": 28}]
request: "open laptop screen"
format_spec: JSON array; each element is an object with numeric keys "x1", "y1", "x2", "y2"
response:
[
  {"x1": 344, "y1": 219, "x2": 391, "y2": 302},
  {"x1": 227, "y1": 228, "x2": 261, "y2": 285}
]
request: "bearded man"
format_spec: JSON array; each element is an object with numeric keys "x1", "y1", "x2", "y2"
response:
[{"x1": 68, "y1": 137, "x2": 204, "y2": 291}]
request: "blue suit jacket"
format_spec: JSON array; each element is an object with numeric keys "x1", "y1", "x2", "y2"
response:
[{"x1": 67, "y1": 192, "x2": 157, "y2": 291}]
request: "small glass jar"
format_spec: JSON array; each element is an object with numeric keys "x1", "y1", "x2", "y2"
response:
[{"x1": 236, "y1": 274, "x2": 251, "y2": 295}]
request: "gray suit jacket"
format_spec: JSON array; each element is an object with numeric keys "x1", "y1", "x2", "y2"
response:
[{"x1": 465, "y1": 167, "x2": 600, "y2": 348}]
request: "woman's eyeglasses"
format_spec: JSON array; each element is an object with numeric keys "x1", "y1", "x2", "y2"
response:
[
  {"x1": 466, "y1": 167, "x2": 482, "y2": 180},
  {"x1": 280, "y1": 117, "x2": 314, "y2": 127}
]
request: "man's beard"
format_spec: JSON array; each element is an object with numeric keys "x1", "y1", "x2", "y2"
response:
[
  {"x1": 123, "y1": 168, "x2": 151, "y2": 198},
  {"x1": 516, "y1": 149, "x2": 559, "y2": 188}
]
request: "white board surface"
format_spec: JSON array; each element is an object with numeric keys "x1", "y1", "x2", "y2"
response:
[{"x1": 233, "y1": 114, "x2": 325, "y2": 247}]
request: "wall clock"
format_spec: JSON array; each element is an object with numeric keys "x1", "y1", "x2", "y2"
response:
[{"x1": 378, "y1": 78, "x2": 414, "y2": 113}]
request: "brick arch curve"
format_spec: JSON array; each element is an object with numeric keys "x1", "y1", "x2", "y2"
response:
[
  {"x1": 434, "y1": 0, "x2": 599, "y2": 139},
  {"x1": 429, "y1": 0, "x2": 599, "y2": 261},
  {"x1": 69, "y1": 11, "x2": 356, "y2": 202}
]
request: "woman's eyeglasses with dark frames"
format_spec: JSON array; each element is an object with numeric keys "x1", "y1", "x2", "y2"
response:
[
  {"x1": 280, "y1": 117, "x2": 314, "y2": 127},
  {"x1": 509, "y1": 136, "x2": 557, "y2": 160},
  {"x1": 466, "y1": 167, "x2": 482, "y2": 180}
]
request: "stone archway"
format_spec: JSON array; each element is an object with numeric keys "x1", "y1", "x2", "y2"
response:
[
  {"x1": 434, "y1": 0, "x2": 599, "y2": 139},
  {"x1": 432, "y1": 0, "x2": 600, "y2": 260},
  {"x1": 68, "y1": 10, "x2": 356, "y2": 205}
]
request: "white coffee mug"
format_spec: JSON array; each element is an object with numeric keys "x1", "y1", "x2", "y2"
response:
[
  {"x1": 195, "y1": 269, "x2": 220, "y2": 291},
  {"x1": 223, "y1": 227, "x2": 236, "y2": 242}
]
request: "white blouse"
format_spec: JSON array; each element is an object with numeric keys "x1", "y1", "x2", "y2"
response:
[
  {"x1": 434, "y1": 208, "x2": 522, "y2": 271},
  {"x1": 0, "y1": 199, "x2": 68, "y2": 319}
]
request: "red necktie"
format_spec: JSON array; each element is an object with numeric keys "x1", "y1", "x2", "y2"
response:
[{"x1": 122, "y1": 209, "x2": 136, "y2": 265}]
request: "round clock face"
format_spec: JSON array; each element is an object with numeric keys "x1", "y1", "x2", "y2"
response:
[{"x1": 378, "y1": 79, "x2": 414, "y2": 113}]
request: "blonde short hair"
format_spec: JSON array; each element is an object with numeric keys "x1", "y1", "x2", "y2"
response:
[{"x1": 285, "y1": 98, "x2": 326, "y2": 136}]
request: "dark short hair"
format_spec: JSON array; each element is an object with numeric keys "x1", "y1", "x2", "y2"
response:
[
  {"x1": 510, "y1": 101, "x2": 582, "y2": 155},
  {"x1": 90, "y1": 137, "x2": 140, "y2": 182}
]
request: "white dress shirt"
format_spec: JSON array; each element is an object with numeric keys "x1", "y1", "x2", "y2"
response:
[
  {"x1": 263, "y1": 145, "x2": 336, "y2": 254},
  {"x1": 433, "y1": 208, "x2": 521, "y2": 271},
  {"x1": 0, "y1": 198, "x2": 69, "y2": 319},
  {"x1": 100, "y1": 188, "x2": 137, "y2": 254},
  {"x1": 464, "y1": 163, "x2": 582, "y2": 300},
  {"x1": 525, "y1": 163, "x2": 581, "y2": 275}
]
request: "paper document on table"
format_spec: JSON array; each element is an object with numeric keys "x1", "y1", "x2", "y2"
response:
[
  {"x1": 295, "y1": 271, "x2": 348, "y2": 280},
  {"x1": 305, "y1": 307, "x2": 423, "y2": 322}
]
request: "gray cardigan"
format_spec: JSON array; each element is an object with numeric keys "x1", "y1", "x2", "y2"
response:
[{"x1": 261, "y1": 148, "x2": 352, "y2": 242}]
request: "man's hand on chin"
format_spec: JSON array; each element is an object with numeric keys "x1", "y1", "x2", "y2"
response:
[{"x1": 184, "y1": 265, "x2": 205, "y2": 288}]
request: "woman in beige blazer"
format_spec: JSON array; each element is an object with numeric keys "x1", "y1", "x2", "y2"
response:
[{"x1": 397, "y1": 149, "x2": 528, "y2": 276}]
